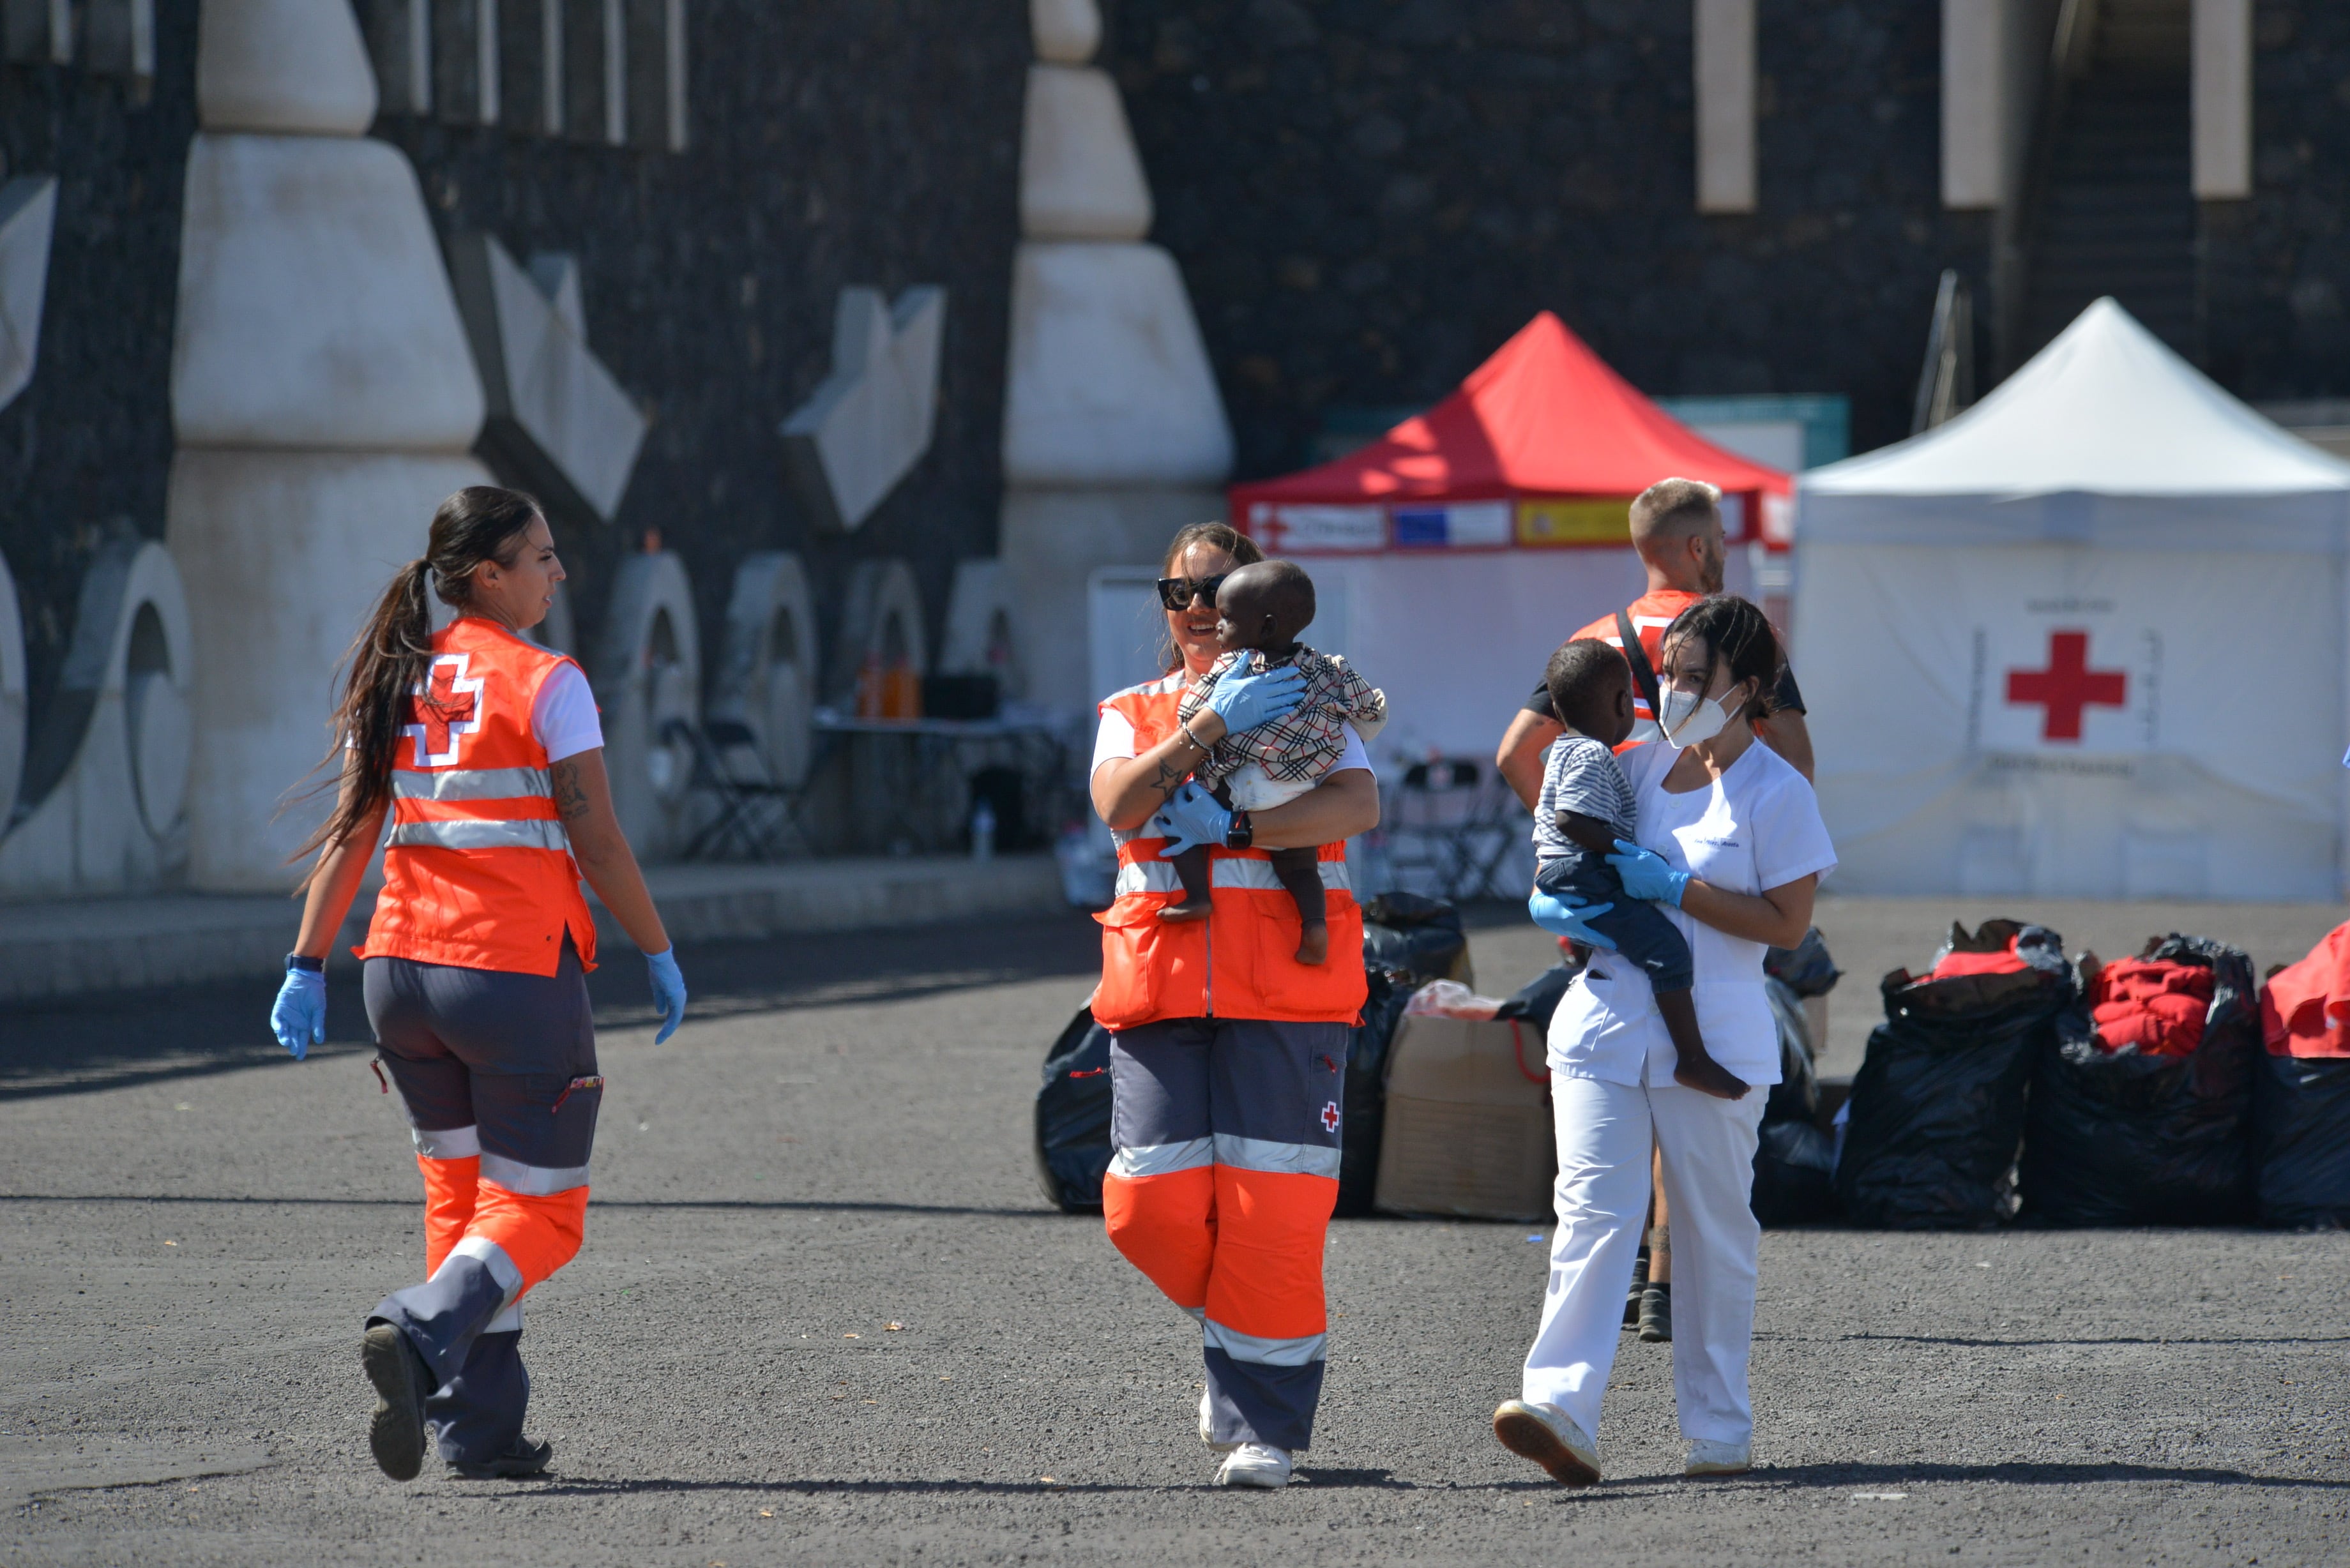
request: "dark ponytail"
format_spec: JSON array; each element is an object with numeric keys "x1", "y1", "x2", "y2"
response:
[{"x1": 291, "y1": 485, "x2": 545, "y2": 871}]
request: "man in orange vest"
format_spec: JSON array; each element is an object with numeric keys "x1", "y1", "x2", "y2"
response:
[{"x1": 1492, "y1": 478, "x2": 1809, "y2": 1343}]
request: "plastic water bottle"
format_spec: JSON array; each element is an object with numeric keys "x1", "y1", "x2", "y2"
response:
[{"x1": 971, "y1": 800, "x2": 997, "y2": 861}]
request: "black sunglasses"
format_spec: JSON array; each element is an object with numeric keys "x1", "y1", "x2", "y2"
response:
[{"x1": 1156, "y1": 573, "x2": 1229, "y2": 612}]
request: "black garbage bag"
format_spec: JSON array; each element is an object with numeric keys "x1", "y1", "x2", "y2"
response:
[
  {"x1": 1750, "y1": 976, "x2": 1839, "y2": 1224},
  {"x1": 1765, "y1": 926, "x2": 1843, "y2": 999},
  {"x1": 1835, "y1": 923, "x2": 2072, "y2": 1230},
  {"x1": 1494, "y1": 961, "x2": 1579, "y2": 1035},
  {"x1": 2254, "y1": 1053, "x2": 2350, "y2": 1228},
  {"x1": 1335, "y1": 967, "x2": 1417, "y2": 1217},
  {"x1": 2019, "y1": 935, "x2": 2257, "y2": 1226},
  {"x1": 1361, "y1": 891, "x2": 1471, "y2": 988},
  {"x1": 1762, "y1": 976, "x2": 1822, "y2": 1127},
  {"x1": 1752, "y1": 1120, "x2": 1840, "y2": 1225},
  {"x1": 1034, "y1": 1006, "x2": 1114, "y2": 1214}
]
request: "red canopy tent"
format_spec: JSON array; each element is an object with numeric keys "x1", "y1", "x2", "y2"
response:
[{"x1": 1231, "y1": 311, "x2": 1792, "y2": 553}]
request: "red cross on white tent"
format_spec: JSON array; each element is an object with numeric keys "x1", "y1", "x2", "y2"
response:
[
  {"x1": 1321, "y1": 1101, "x2": 1340, "y2": 1134},
  {"x1": 2005, "y1": 629, "x2": 2126, "y2": 743},
  {"x1": 404, "y1": 654, "x2": 485, "y2": 767}
]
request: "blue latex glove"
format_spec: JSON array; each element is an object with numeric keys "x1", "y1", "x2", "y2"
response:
[
  {"x1": 1202, "y1": 663, "x2": 1307, "y2": 735},
  {"x1": 646, "y1": 948, "x2": 688, "y2": 1044},
  {"x1": 270, "y1": 968, "x2": 326, "y2": 1060},
  {"x1": 1528, "y1": 891, "x2": 1618, "y2": 950},
  {"x1": 1608, "y1": 839, "x2": 1691, "y2": 907},
  {"x1": 1151, "y1": 781, "x2": 1233, "y2": 859}
]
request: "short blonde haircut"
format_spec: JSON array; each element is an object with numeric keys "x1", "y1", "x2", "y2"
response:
[{"x1": 1628, "y1": 477, "x2": 1723, "y2": 549}]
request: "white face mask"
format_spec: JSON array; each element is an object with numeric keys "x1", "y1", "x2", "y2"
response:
[{"x1": 1656, "y1": 682, "x2": 1744, "y2": 749}]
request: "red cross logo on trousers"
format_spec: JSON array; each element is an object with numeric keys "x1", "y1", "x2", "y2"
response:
[
  {"x1": 1321, "y1": 1101, "x2": 1340, "y2": 1134},
  {"x1": 404, "y1": 654, "x2": 485, "y2": 767},
  {"x1": 2005, "y1": 630, "x2": 2126, "y2": 743}
]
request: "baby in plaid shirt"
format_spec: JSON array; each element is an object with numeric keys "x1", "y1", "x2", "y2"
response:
[{"x1": 1162, "y1": 560, "x2": 1386, "y2": 964}]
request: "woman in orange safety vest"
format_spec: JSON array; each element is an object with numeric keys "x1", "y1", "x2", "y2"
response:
[
  {"x1": 268, "y1": 486, "x2": 688, "y2": 1482},
  {"x1": 1089, "y1": 521, "x2": 1381, "y2": 1488}
]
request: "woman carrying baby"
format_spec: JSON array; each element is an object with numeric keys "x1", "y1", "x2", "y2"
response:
[{"x1": 1088, "y1": 522, "x2": 1381, "y2": 1489}]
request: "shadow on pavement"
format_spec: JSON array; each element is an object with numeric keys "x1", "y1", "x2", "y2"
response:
[
  {"x1": 1611, "y1": 1461, "x2": 2350, "y2": 1491},
  {"x1": 1841, "y1": 1332, "x2": 2350, "y2": 1348},
  {"x1": 0, "y1": 910, "x2": 1104, "y2": 1102}
]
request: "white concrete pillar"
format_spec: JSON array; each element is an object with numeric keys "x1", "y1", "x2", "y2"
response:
[
  {"x1": 168, "y1": 0, "x2": 493, "y2": 891},
  {"x1": 2192, "y1": 0, "x2": 2250, "y2": 199},
  {"x1": 999, "y1": 0, "x2": 1235, "y2": 720},
  {"x1": 1694, "y1": 0, "x2": 1756, "y2": 213},
  {"x1": 1942, "y1": 0, "x2": 2004, "y2": 209}
]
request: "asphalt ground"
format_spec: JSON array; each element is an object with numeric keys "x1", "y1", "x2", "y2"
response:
[{"x1": 4, "y1": 898, "x2": 2349, "y2": 1566}]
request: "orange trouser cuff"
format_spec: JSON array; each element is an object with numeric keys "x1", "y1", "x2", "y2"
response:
[
  {"x1": 1202, "y1": 1167, "x2": 1336, "y2": 1341},
  {"x1": 417, "y1": 1153, "x2": 480, "y2": 1278},
  {"x1": 1103, "y1": 1166, "x2": 1217, "y2": 1313},
  {"x1": 467, "y1": 1180, "x2": 589, "y2": 1296}
]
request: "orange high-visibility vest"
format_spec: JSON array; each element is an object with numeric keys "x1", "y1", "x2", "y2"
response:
[
  {"x1": 1091, "y1": 672, "x2": 1367, "y2": 1030},
  {"x1": 358, "y1": 617, "x2": 600, "y2": 977}
]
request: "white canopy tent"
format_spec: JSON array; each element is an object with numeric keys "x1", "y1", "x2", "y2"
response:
[{"x1": 1792, "y1": 298, "x2": 2350, "y2": 901}]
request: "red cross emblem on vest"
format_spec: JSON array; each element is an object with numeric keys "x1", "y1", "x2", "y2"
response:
[
  {"x1": 404, "y1": 654, "x2": 485, "y2": 767},
  {"x1": 1321, "y1": 1101, "x2": 1340, "y2": 1134},
  {"x1": 2005, "y1": 630, "x2": 2126, "y2": 743}
]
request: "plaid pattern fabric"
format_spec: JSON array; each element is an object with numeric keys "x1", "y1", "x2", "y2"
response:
[{"x1": 1178, "y1": 646, "x2": 1385, "y2": 787}]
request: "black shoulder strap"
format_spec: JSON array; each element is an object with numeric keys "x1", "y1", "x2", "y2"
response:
[{"x1": 1616, "y1": 608, "x2": 1662, "y2": 722}]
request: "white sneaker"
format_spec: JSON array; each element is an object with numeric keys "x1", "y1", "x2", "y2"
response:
[
  {"x1": 1213, "y1": 1442, "x2": 1292, "y2": 1488},
  {"x1": 1491, "y1": 1399, "x2": 1600, "y2": 1487},
  {"x1": 1685, "y1": 1438, "x2": 1751, "y2": 1477}
]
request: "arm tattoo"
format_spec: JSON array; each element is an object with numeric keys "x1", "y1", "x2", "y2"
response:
[
  {"x1": 1148, "y1": 755, "x2": 1189, "y2": 800},
  {"x1": 550, "y1": 758, "x2": 592, "y2": 822}
]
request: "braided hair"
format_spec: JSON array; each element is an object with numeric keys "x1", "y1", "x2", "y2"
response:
[{"x1": 1657, "y1": 594, "x2": 1784, "y2": 724}]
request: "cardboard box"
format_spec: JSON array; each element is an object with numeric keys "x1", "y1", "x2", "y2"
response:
[{"x1": 1374, "y1": 1013, "x2": 1556, "y2": 1222}]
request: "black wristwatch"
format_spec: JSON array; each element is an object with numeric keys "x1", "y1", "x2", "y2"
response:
[
  {"x1": 285, "y1": 953, "x2": 324, "y2": 974},
  {"x1": 1224, "y1": 810, "x2": 1254, "y2": 850}
]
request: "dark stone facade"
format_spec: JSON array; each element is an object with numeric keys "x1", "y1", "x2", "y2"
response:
[
  {"x1": 1111, "y1": 0, "x2": 1995, "y2": 477},
  {"x1": 0, "y1": 2, "x2": 1024, "y2": 746},
  {"x1": 375, "y1": 1, "x2": 1027, "y2": 670},
  {"x1": 2205, "y1": 1, "x2": 2350, "y2": 399},
  {"x1": 0, "y1": 7, "x2": 199, "y2": 742}
]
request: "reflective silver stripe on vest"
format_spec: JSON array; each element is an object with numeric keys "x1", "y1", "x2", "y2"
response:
[
  {"x1": 1213, "y1": 1133, "x2": 1342, "y2": 1180},
  {"x1": 392, "y1": 767, "x2": 552, "y2": 802},
  {"x1": 1202, "y1": 1318, "x2": 1328, "y2": 1366},
  {"x1": 411, "y1": 1124, "x2": 481, "y2": 1161},
  {"x1": 1107, "y1": 1136, "x2": 1215, "y2": 1180},
  {"x1": 1211, "y1": 857, "x2": 1352, "y2": 893},
  {"x1": 1115, "y1": 856, "x2": 1351, "y2": 898},
  {"x1": 1114, "y1": 860, "x2": 1184, "y2": 898},
  {"x1": 485, "y1": 1300, "x2": 523, "y2": 1334},
  {"x1": 388, "y1": 818, "x2": 572, "y2": 852},
  {"x1": 480, "y1": 1152, "x2": 591, "y2": 1196}
]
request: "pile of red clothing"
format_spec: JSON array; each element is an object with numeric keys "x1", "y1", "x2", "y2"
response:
[
  {"x1": 2085, "y1": 959, "x2": 2213, "y2": 1056},
  {"x1": 2259, "y1": 921, "x2": 2350, "y2": 1058},
  {"x1": 1928, "y1": 944, "x2": 2029, "y2": 980}
]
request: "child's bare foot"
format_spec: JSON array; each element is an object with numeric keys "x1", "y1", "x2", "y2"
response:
[
  {"x1": 1294, "y1": 923, "x2": 1329, "y2": 965},
  {"x1": 1673, "y1": 1054, "x2": 1749, "y2": 1101},
  {"x1": 1157, "y1": 898, "x2": 1211, "y2": 923}
]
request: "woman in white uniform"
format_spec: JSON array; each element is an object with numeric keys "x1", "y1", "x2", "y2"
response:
[{"x1": 1492, "y1": 593, "x2": 1836, "y2": 1486}]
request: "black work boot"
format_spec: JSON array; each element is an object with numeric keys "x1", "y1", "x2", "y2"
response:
[
  {"x1": 360, "y1": 1323, "x2": 433, "y2": 1481},
  {"x1": 451, "y1": 1436, "x2": 554, "y2": 1480},
  {"x1": 1624, "y1": 1249, "x2": 1648, "y2": 1329}
]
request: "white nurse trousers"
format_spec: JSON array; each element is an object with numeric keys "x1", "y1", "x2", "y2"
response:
[{"x1": 1520, "y1": 1073, "x2": 1769, "y2": 1449}]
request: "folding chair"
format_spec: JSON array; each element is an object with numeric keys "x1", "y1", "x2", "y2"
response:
[
  {"x1": 669, "y1": 717, "x2": 804, "y2": 861},
  {"x1": 1368, "y1": 757, "x2": 1528, "y2": 902}
]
